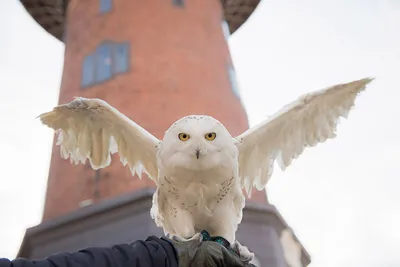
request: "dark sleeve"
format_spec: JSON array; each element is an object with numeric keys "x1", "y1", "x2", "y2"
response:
[{"x1": 0, "y1": 236, "x2": 178, "y2": 267}]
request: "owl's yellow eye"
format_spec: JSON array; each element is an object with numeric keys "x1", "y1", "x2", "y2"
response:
[
  {"x1": 178, "y1": 133, "x2": 190, "y2": 141},
  {"x1": 205, "y1": 132, "x2": 216, "y2": 141}
]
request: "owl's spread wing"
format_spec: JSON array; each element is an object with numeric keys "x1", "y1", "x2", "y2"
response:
[
  {"x1": 39, "y1": 97, "x2": 160, "y2": 180},
  {"x1": 235, "y1": 78, "x2": 373, "y2": 195}
]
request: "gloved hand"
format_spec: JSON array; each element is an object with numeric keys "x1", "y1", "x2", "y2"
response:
[
  {"x1": 190, "y1": 241, "x2": 257, "y2": 267},
  {"x1": 167, "y1": 231, "x2": 257, "y2": 267}
]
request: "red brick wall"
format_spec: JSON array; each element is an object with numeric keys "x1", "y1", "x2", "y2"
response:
[{"x1": 42, "y1": 0, "x2": 266, "y2": 221}]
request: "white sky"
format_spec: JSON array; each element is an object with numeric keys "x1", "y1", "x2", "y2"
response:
[{"x1": 0, "y1": 1, "x2": 399, "y2": 267}]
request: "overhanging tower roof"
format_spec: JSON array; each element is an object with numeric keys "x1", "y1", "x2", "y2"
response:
[{"x1": 19, "y1": 0, "x2": 261, "y2": 41}]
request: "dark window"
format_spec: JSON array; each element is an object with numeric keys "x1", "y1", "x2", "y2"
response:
[
  {"x1": 100, "y1": 0, "x2": 112, "y2": 13},
  {"x1": 81, "y1": 54, "x2": 95, "y2": 88},
  {"x1": 96, "y1": 43, "x2": 113, "y2": 83},
  {"x1": 227, "y1": 65, "x2": 240, "y2": 98},
  {"x1": 172, "y1": 0, "x2": 184, "y2": 7},
  {"x1": 113, "y1": 42, "x2": 130, "y2": 74}
]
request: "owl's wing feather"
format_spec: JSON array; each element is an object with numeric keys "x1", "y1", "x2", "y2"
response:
[
  {"x1": 235, "y1": 78, "x2": 373, "y2": 195},
  {"x1": 39, "y1": 97, "x2": 160, "y2": 181}
]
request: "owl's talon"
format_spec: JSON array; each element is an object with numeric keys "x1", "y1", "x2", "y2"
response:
[
  {"x1": 168, "y1": 232, "x2": 203, "y2": 243},
  {"x1": 231, "y1": 240, "x2": 254, "y2": 263},
  {"x1": 190, "y1": 232, "x2": 203, "y2": 242},
  {"x1": 172, "y1": 235, "x2": 185, "y2": 242}
]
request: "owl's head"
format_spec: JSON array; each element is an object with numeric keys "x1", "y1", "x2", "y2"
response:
[{"x1": 159, "y1": 115, "x2": 237, "y2": 171}]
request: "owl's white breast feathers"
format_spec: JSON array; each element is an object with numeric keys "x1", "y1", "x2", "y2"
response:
[
  {"x1": 38, "y1": 97, "x2": 160, "y2": 180},
  {"x1": 235, "y1": 77, "x2": 374, "y2": 195}
]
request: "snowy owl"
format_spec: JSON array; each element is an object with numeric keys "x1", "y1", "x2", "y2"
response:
[{"x1": 39, "y1": 77, "x2": 373, "y2": 260}]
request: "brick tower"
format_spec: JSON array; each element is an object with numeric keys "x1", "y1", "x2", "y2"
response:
[{"x1": 18, "y1": 1, "x2": 310, "y2": 266}]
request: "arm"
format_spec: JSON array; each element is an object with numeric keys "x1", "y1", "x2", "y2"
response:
[{"x1": 0, "y1": 237, "x2": 178, "y2": 267}]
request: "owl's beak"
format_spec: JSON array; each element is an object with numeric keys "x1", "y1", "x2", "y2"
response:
[{"x1": 195, "y1": 149, "x2": 200, "y2": 159}]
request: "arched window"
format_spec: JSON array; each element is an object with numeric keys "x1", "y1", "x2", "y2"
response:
[
  {"x1": 100, "y1": 0, "x2": 112, "y2": 13},
  {"x1": 81, "y1": 41, "x2": 130, "y2": 89},
  {"x1": 96, "y1": 42, "x2": 113, "y2": 83},
  {"x1": 172, "y1": 0, "x2": 184, "y2": 7},
  {"x1": 113, "y1": 42, "x2": 130, "y2": 74},
  {"x1": 81, "y1": 54, "x2": 95, "y2": 87}
]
